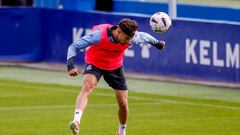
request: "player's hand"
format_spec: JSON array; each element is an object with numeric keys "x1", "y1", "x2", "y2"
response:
[
  {"x1": 68, "y1": 68, "x2": 79, "y2": 77},
  {"x1": 155, "y1": 40, "x2": 166, "y2": 50}
]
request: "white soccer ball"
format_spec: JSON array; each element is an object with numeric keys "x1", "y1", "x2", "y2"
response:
[{"x1": 150, "y1": 12, "x2": 172, "y2": 34}]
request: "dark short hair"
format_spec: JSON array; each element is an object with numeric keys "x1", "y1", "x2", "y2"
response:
[{"x1": 118, "y1": 18, "x2": 138, "y2": 37}]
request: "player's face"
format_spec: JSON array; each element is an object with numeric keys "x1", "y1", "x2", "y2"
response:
[{"x1": 117, "y1": 28, "x2": 134, "y2": 45}]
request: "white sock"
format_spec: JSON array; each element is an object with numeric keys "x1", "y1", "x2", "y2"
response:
[
  {"x1": 73, "y1": 109, "x2": 83, "y2": 123},
  {"x1": 119, "y1": 124, "x2": 126, "y2": 135}
]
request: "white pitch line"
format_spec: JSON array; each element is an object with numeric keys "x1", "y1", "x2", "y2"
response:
[
  {"x1": 0, "y1": 104, "x2": 74, "y2": 111},
  {"x1": 0, "y1": 83, "x2": 78, "y2": 94},
  {"x1": 1, "y1": 83, "x2": 240, "y2": 111},
  {"x1": 0, "y1": 104, "x2": 116, "y2": 111},
  {"x1": 0, "y1": 102, "x2": 162, "y2": 111},
  {"x1": 96, "y1": 93, "x2": 240, "y2": 111}
]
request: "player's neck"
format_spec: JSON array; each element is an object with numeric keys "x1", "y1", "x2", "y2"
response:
[{"x1": 111, "y1": 29, "x2": 119, "y2": 43}]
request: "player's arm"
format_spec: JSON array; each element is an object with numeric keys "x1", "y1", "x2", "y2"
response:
[
  {"x1": 131, "y1": 31, "x2": 165, "y2": 50},
  {"x1": 67, "y1": 30, "x2": 101, "y2": 76}
]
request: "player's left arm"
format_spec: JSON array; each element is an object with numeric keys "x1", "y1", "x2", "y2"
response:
[
  {"x1": 131, "y1": 31, "x2": 165, "y2": 50},
  {"x1": 67, "y1": 29, "x2": 101, "y2": 76}
]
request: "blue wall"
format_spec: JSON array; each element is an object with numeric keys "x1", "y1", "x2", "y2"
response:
[
  {"x1": 0, "y1": 8, "x2": 239, "y2": 84},
  {"x1": 35, "y1": 0, "x2": 95, "y2": 11},
  {"x1": 0, "y1": 8, "x2": 42, "y2": 61},
  {"x1": 113, "y1": 1, "x2": 240, "y2": 22},
  {"x1": 34, "y1": 0, "x2": 240, "y2": 22}
]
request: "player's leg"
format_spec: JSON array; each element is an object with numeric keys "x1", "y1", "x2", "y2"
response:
[
  {"x1": 69, "y1": 64, "x2": 102, "y2": 134},
  {"x1": 103, "y1": 66, "x2": 128, "y2": 135},
  {"x1": 115, "y1": 90, "x2": 128, "y2": 124},
  {"x1": 69, "y1": 74, "x2": 97, "y2": 134},
  {"x1": 115, "y1": 90, "x2": 128, "y2": 135},
  {"x1": 75, "y1": 73, "x2": 98, "y2": 115}
]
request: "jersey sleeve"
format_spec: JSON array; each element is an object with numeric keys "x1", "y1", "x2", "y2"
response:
[
  {"x1": 66, "y1": 29, "x2": 101, "y2": 71},
  {"x1": 67, "y1": 29, "x2": 101, "y2": 60},
  {"x1": 131, "y1": 31, "x2": 159, "y2": 46}
]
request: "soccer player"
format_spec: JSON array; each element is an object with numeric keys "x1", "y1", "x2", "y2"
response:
[{"x1": 67, "y1": 18, "x2": 165, "y2": 135}]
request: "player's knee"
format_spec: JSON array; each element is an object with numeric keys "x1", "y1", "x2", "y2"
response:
[
  {"x1": 118, "y1": 102, "x2": 128, "y2": 111},
  {"x1": 82, "y1": 81, "x2": 94, "y2": 93}
]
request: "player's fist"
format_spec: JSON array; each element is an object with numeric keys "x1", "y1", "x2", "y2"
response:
[
  {"x1": 68, "y1": 68, "x2": 79, "y2": 77},
  {"x1": 159, "y1": 40, "x2": 165, "y2": 46},
  {"x1": 155, "y1": 40, "x2": 166, "y2": 50}
]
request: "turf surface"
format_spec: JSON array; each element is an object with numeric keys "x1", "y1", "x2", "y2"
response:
[{"x1": 0, "y1": 75, "x2": 240, "y2": 135}]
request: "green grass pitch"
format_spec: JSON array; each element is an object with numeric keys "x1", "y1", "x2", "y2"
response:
[{"x1": 0, "y1": 76, "x2": 240, "y2": 135}]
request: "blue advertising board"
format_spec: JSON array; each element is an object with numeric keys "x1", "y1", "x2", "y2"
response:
[
  {"x1": 0, "y1": 8, "x2": 239, "y2": 84},
  {"x1": 124, "y1": 19, "x2": 240, "y2": 83},
  {"x1": 0, "y1": 8, "x2": 42, "y2": 61},
  {"x1": 34, "y1": 0, "x2": 240, "y2": 22},
  {"x1": 113, "y1": 1, "x2": 240, "y2": 22}
]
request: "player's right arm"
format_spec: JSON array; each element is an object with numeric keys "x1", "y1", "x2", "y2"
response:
[{"x1": 67, "y1": 29, "x2": 101, "y2": 76}]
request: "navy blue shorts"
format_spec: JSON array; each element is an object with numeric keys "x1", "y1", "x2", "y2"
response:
[{"x1": 83, "y1": 64, "x2": 128, "y2": 90}]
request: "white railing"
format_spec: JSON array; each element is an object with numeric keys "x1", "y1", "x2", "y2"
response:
[{"x1": 168, "y1": 0, "x2": 177, "y2": 18}]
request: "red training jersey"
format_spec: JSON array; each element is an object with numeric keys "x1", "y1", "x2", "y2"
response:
[{"x1": 85, "y1": 24, "x2": 129, "y2": 70}]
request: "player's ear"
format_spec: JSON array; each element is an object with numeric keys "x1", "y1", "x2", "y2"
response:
[{"x1": 117, "y1": 28, "x2": 121, "y2": 34}]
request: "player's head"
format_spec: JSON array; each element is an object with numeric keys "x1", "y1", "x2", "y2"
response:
[{"x1": 117, "y1": 18, "x2": 138, "y2": 44}]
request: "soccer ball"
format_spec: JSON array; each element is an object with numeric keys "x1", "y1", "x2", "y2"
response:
[{"x1": 150, "y1": 12, "x2": 172, "y2": 34}]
